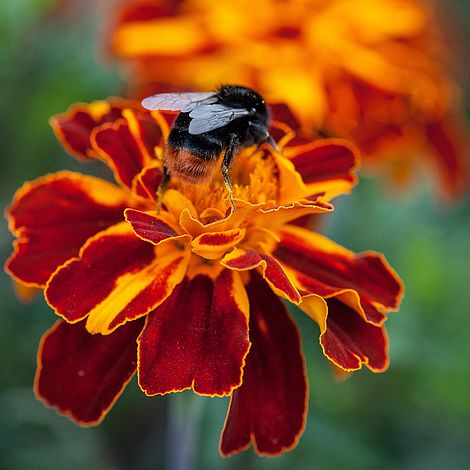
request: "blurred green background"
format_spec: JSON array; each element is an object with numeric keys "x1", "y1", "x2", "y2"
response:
[{"x1": 1, "y1": 1, "x2": 469, "y2": 469}]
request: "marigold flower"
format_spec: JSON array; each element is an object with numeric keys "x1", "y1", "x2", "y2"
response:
[
  {"x1": 5, "y1": 99, "x2": 403, "y2": 456},
  {"x1": 110, "y1": 0, "x2": 470, "y2": 197}
]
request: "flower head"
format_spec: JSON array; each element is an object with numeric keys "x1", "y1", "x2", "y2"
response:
[
  {"x1": 110, "y1": 0, "x2": 470, "y2": 196},
  {"x1": 5, "y1": 98, "x2": 403, "y2": 456}
]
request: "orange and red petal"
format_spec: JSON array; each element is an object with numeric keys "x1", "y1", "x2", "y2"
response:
[
  {"x1": 124, "y1": 208, "x2": 186, "y2": 245},
  {"x1": 91, "y1": 109, "x2": 162, "y2": 191},
  {"x1": 220, "y1": 272, "x2": 307, "y2": 457},
  {"x1": 221, "y1": 248, "x2": 301, "y2": 304},
  {"x1": 131, "y1": 161, "x2": 162, "y2": 202},
  {"x1": 320, "y1": 298, "x2": 388, "y2": 372},
  {"x1": 50, "y1": 99, "x2": 135, "y2": 161},
  {"x1": 116, "y1": 1, "x2": 180, "y2": 25},
  {"x1": 137, "y1": 269, "x2": 250, "y2": 397},
  {"x1": 191, "y1": 229, "x2": 246, "y2": 260},
  {"x1": 285, "y1": 139, "x2": 360, "y2": 199},
  {"x1": 5, "y1": 171, "x2": 132, "y2": 286},
  {"x1": 35, "y1": 318, "x2": 144, "y2": 426},
  {"x1": 292, "y1": 270, "x2": 387, "y2": 325},
  {"x1": 256, "y1": 199, "x2": 334, "y2": 232},
  {"x1": 45, "y1": 223, "x2": 190, "y2": 334},
  {"x1": 269, "y1": 104, "x2": 302, "y2": 136},
  {"x1": 426, "y1": 117, "x2": 470, "y2": 198},
  {"x1": 275, "y1": 225, "x2": 403, "y2": 318}
]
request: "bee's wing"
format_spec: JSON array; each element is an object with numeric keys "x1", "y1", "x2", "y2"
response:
[
  {"x1": 188, "y1": 104, "x2": 250, "y2": 135},
  {"x1": 141, "y1": 92, "x2": 218, "y2": 112}
]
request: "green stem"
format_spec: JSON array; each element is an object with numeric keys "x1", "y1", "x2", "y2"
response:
[{"x1": 166, "y1": 392, "x2": 205, "y2": 470}]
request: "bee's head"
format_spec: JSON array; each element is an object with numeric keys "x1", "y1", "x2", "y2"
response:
[
  {"x1": 217, "y1": 84, "x2": 277, "y2": 150},
  {"x1": 217, "y1": 85, "x2": 269, "y2": 122}
]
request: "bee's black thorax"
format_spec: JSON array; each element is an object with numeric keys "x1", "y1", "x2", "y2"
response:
[{"x1": 167, "y1": 85, "x2": 271, "y2": 162}]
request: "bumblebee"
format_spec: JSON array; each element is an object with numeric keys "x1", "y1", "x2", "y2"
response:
[{"x1": 141, "y1": 85, "x2": 278, "y2": 210}]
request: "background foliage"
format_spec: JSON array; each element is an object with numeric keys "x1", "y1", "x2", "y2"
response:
[{"x1": 1, "y1": 1, "x2": 469, "y2": 469}]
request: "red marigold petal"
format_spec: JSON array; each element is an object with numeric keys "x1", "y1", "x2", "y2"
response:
[
  {"x1": 221, "y1": 249, "x2": 301, "y2": 304},
  {"x1": 288, "y1": 139, "x2": 359, "y2": 184},
  {"x1": 35, "y1": 318, "x2": 144, "y2": 425},
  {"x1": 220, "y1": 272, "x2": 307, "y2": 456},
  {"x1": 124, "y1": 208, "x2": 184, "y2": 245},
  {"x1": 286, "y1": 139, "x2": 360, "y2": 198},
  {"x1": 50, "y1": 99, "x2": 133, "y2": 161},
  {"x1": 137, "y1": 270, "x2": 250, "y2": 397},
  {"x1": 191, "y1": 228, "x2": 246, "y2": 260},
  {"x1": 270, "y1": 103, "x2": 302, "y2": 133},
  {"x1": 45, "y1": 223, "x2": 190, "y2": 334},
  {"x1": 131, "y1": 161, "x2": 162, "y2": 202},
  {"x1": 117, "y1": 3, "x2": 181, "y2": 25},
  {"x1": 292, "y1": 271, "x2": 387, "y2": 325},
  {"x1": 5, "y1": 171, "x2": 131, "y2": 286},
  {"x1": 320, "y1": 298, "x2": 388, "y2": 372},
  {"x1": 426, "y1": 117, "x2": 469, "y2": 198},
  {"x1": 91, "y1": 109, "x2": 162, "y2": 190},
  {"x1": 275, "y1": 225, "x2": 403, "y2": 311}
]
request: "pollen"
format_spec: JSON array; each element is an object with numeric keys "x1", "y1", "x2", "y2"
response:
[
  {"x1": 232, "y1": 147, "x2": 279, "y2": 206},
  {"x1": 173, "y1": 146, "x2": 279, "y2": 217}
]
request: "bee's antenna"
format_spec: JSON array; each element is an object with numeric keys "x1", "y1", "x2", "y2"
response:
[{"x1": 266, "y1": 134, "x2": 280, "y2": 153}]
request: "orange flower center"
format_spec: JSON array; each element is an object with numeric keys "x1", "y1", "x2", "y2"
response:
[{"x1": 172, "y1": 145, "x2": 280, "y2": 219}]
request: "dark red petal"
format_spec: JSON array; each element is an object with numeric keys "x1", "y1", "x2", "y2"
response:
[
  {"x1": 45, "y1": 224, "x2": 189, "y2": 334},
  {"x1": 275, "y1": 226, "x2": 403, "y2": 312},
  {"x1": 91, "y1": 110, "x2": 162, "y2": 190},
  {"x1": 320, "y1": 298, "x2": 388, "y2": 372},
  {"x1": 293, "y1": 271, "x2": 387, "y2": 325},
  {"x1": 125, "y1": 208, "x2": 178, "y2": 244},
  {"x1": 220, "y1": 272, "x2": 307, "y2": 456},
  {"x1": 426, "y1": 117, "x2": 469, "y2": 198},
  {"x1": 222, "y1": 249, "x2": 301, "y2": 303},
  {"x1": 5, "y1": 172, "x2": 131, "y2": 286},
  {"x1": 132, "y1": 163, "x2": 162, "y2": 202},
  {"x1": 35, "y1": 318, "x2": 144, "y2": 425},
  {"x1": 288, "y1": 139, "x2": 359, "y2": 186},
  {"x1": 270, "y1": 103, "x2": 302, "y2": 132},
  {"x1": 138, "y1": 270, "x2": 250, "y2": 397},
  {"x1": 50, "y1": 100, "x2": 134, "y2": 161},
  {"x1": 117, "y1": 3, "x2": 181, "y2": 24}
]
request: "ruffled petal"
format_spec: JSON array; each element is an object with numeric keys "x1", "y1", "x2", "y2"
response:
[
  {"x1": 137, "y1": 270, "x2": 250, "y2": 396},
  {"x1": 91, "y1": 109, "x2": 163, "y2": 191},
  {"x1": 275, "y1": 225, "x2": 403, "y2": 323},
  {"x1": 50, "y1": 99, "x2": 134, "y2": 161},
  {"x1": 221, "y1": 248, "x2": 301, "y2": 304},
  {"x1": 426, "y1": 117, "x2": 469, "y2": 198},
  {"x1": 131, "y1": 161, "x2": 162, "y2": 202},
  {"x1": 220, "y1": 272, "x2": 307, "y2": 456},
  {"x1": 284, "y1": 139, "x2": 360, "y2": 199},
  {"x1": 45, "y1": 223, "x2": 190, "y2": 334},
  {"x1": 191, "y1": 228, "x2": 246, "y2": 260},
  {"x1": 255, "y1": 199, "x2": 334, "y2": 232},
  {"x1": 124, "y1": 208, "x2": 188, "y2": 245},
  {"x1": 302, "y1": 297, "x2": 389, "y2": 372},
  {"x1": 35, "y1": 318, "x2": 144, "y2": 425},
  {"x1": 5, "y1": 171, "x2": 131, "y2": 286}
]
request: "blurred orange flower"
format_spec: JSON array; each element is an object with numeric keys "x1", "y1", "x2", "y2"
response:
[
  {"x1": 5, "y1": 98, "x2": 402, "y2": 456},
  {"x1": 110, "y1": 0, "x2": 469, "y2": 196}
]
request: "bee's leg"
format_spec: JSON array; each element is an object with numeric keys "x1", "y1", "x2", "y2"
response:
[
  {"x1": 221, "y1": 135, "x2": 239, "y2": 211},
  {"x1": 156, "y1": 164, "x2": 171, "y2": 213}
]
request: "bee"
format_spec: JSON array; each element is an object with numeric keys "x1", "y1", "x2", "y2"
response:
[{"x1": 141, "y1": 85, "x2": 278, "y2": 211}]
